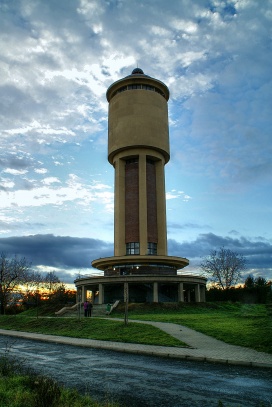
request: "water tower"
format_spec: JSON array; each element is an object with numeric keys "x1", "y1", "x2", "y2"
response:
[{"x1": 75, "y1": 69, "x2": 206, "y2": 303}]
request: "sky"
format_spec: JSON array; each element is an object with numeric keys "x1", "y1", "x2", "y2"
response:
[{"x1": 0, "y1": 0, "x2": 271, "y2": 285}]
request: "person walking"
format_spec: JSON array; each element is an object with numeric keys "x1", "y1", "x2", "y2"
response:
[
  {"x1": 83, "y1": 300, "x2": 88, "y2": 317},
  {"x1": 87, "y1": 301, "x2": 93, "y2": 317}
]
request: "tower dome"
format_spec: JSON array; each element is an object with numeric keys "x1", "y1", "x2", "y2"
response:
[{"x1": 131, "y1": 67, "x2": 144, "y2": 75}]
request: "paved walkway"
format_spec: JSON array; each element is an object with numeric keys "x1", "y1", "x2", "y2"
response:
[{"x1": 0, "y1": 319, "x2": 271, "y2": 369}]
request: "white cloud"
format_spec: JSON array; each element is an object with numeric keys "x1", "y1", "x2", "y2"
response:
[
  {"x1": 35, "y1": 168, "x2": 48, "y2": 174},
  {"x1": 166, "y1": 190, "x2": 191, "y2": 202},
  {"x1": 0, "y1": 174, "x2": 113, "y2": 213},
  {"x1": 171, "y1": 19, "x2": 198, "y2": 34},
  {"x1": 0, "y1": 180, "x2": 15, "y2": 189},
  {"x1": 42, "y1": 177, "x2": 61, "y2": 185},
  {"x1": 4, "y1": 169, "x2": 28, "y2": 175}
]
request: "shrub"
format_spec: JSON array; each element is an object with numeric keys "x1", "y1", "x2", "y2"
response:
[{"x1": 30, "y1": 375, "x2": 61, "y2": 407}]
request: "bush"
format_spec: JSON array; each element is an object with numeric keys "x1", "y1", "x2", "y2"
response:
[{"x1": 30, "y1": 375, "x2": 61, "y2": 407}]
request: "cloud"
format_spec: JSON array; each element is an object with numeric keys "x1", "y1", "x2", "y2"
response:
[
  {"x1": 0, "y1": 174, "x2": 113, "y2": 210},
  {"x1": 1, "y1": 0, "x2": 271, "y2": 189},
  {"x1": 0, "y1": 234, "x2": 113, "y2": 270},
  {"x1": 166, "y1": 190, "x2": 192, "y2": 201},
  {"x1": 0, "y1": 233, "x2": 270, "y2": 283},
  {"x1": 168, "y1": 233, "x2": 272, "y2": 277},
  {"x1": 0, "y1": 0, "x2": 271, "y2": 281},
  {"x1": 168, "y1": 222, "x2": 211, "y2": 231},
  {"x1": 228, "y1": 230, "x2": 239, "y2": 236}
]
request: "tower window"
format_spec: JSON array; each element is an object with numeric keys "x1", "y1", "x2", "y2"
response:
[
  {"x1": 113, "y1": 84, "x2": 166, "y2": 99},
  {"x1": 126, "y1": 242, "x2": 140, "y2": 255},
  {"x1": 146, "y1": 158, "x2": 155, "y2": 165},
  {"x1": 147, "y1": 242, "x2": 157, "y2": 255},
  {"x1": 142, "y1": 85, "x2": 155, "y2": 91},
  {"x1": 126, "y1": 158, "x2": 138, "y2": 164}
]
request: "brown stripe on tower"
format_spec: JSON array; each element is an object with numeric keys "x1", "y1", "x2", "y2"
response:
[
  {"x1": 125, "y1": 159, "x2": 139, "y2": 242},
  {"x1": 146, "y1": 159, "x2": 158, "y2": 243}
]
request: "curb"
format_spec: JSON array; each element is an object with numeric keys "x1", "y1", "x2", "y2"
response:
[{"x1": 0, "y1": 329, "x2": 272, "y2": 369}]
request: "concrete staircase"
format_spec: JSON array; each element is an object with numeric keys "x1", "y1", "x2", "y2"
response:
[
  {"x1": 92, "y1": 304, "x2": 108, "y2": 317},
  {"x1": 55, "y1": 303, "x2": 118, "y2": 317}
]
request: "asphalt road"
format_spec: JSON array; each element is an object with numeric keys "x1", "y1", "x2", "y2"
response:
[{"x1": 0, "y1": 335, "x2": 271, "y2": 407}]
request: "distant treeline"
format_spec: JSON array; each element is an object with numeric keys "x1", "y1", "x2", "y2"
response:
[{"x1": 206, "y1": 276, "x2": 272, "y2": 303}]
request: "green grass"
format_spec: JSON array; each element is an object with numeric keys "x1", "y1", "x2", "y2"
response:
[
  {"x1": 0, "y1": 363, "x2": 118, "y2": 407},
  {"x1": 111, "y1": 302, "x2": 272, "y2": 354},
  {"x1": 0, "y1": 375, "x2": 119, "y2": 407},
  {"x1": 0, "y1": 316, "x2": 187, "y2": 348},
  {"x1": 0, "y1": 375, "x2": 33, "y2": 407},
  {"x1": 1, "y1": 302, "x2": 271, "y2": 353}
]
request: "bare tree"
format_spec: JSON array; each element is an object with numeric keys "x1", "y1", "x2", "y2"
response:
[
  {"x1": 43, "y1": 271, "x2": 61, "y2": 299},
  {"x1": 200, "y1": 247, "x2": 246, "y2": 289},
  {"x1": 0, "y1": 253, "x2": 31, "y2": 314},
  {"x1": 24, "y1": 270, "x2": 42, "y2": 301}
]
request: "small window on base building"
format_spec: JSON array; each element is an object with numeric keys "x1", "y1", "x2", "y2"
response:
[
  {"x1": 147, "y1": 242, "x2": 157, "y2": 255},
  {"x1": 126, "y1": 242, "x2": 140, "y2": 255}
]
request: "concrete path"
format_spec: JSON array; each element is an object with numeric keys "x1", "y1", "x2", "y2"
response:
[
  {"x1": 0, "y1": 319, "x2": 271, "y2": 369},
  {"x1": 133, "y1": 320, "x2": 272, "y2": 368}
]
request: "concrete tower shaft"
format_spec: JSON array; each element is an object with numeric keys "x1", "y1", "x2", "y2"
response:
[
  {"x1": 107, "y1": 72, "x2": 170, "y2": 164},
  {"x1": 107, "y1": 70, "x2": 170, "y2": 258}
]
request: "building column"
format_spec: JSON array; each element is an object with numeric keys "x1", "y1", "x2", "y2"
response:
[
  {"x1": 139, "y1": 153, "x2": 148, "y2": 255},
  {"x1": 81, "y1": 286, "x2": 87, "y2": 302},
  {"x1": 200, "y1": 285, "x2": 206, "y2": 302},
  {"x1": 195, "y1": 284, "x2": 201, "y2": 302},
  {"x1": 114, "y1": 157, "x2": 126, "y2": 256},
  {"x1": 155, "y1": 158, "x2": 167, "y2": 255},
  {"x1": 178, "y1": 282, "x2": 184, "y2": 302},
  {"x1": 98, "y1": 284, "x2": 104, "y2": 304},
  {"x1": 153, "y1": 282, "x2": 158, "y2": 303}
]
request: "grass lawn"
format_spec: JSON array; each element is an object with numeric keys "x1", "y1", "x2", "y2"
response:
[
  {"x1": 0, "y1": 370, "x2": 118, "y2": 407},
  {"x1": 0, "y1": 316, "x2": 187, "y2": 348},
  {"x1": 111, "y1": 302, "x2": 272, "y2": 354},
  {"x1": 0, "y1": 302, "x2": 271, "y2": 353}
]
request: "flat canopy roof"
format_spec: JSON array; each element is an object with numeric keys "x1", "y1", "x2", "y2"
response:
[{"x1": 92, "y1": 255, "x2": 189, "y2": 271}]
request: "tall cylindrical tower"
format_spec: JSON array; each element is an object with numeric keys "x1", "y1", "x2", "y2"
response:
[
  {"x1": 108, "y1": 67, "x2": 169, "y2": 258},
  {"x1": 92, "y1": 68, "x2": 188, "y2": 276}
]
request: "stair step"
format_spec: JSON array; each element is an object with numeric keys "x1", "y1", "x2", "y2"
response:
[{"x1": 55, "y1": 304, "x2": 108, "y2": 317}]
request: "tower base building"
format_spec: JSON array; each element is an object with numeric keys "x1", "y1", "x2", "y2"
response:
[{"x1": 75, "y1": 69, "x2": 206, "y2": 304}]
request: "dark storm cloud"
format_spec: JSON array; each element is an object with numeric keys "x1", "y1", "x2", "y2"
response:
[
  {"x1": 0, "y1": 154, "x2": 30, "y2": 171},
  {"x1": 0, "y1": 234, "x2": 113, "y2": 269},
  {"x1": 0, "y1": 233, "x2": 270, "y2": 280},
  {"x1": 168, "y1": 233, "x2": 272, "y2": 275}
]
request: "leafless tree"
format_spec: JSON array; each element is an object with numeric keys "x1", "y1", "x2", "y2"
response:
[
  {"x1": 200, "y1": 247, "x2": 246, "y2": 289},
  {"x1": 28, "y1": 271, "x2": 45, "y2": 318},
  {"x1": 43, "y1": 271, "x2": 61, "y2": 299},
  {"x1": 26, "y1": 270, "x2": 44, "y2": 296},
  {"x1": 0, "y1": 253, "x2": 31, "y2": 314}
]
